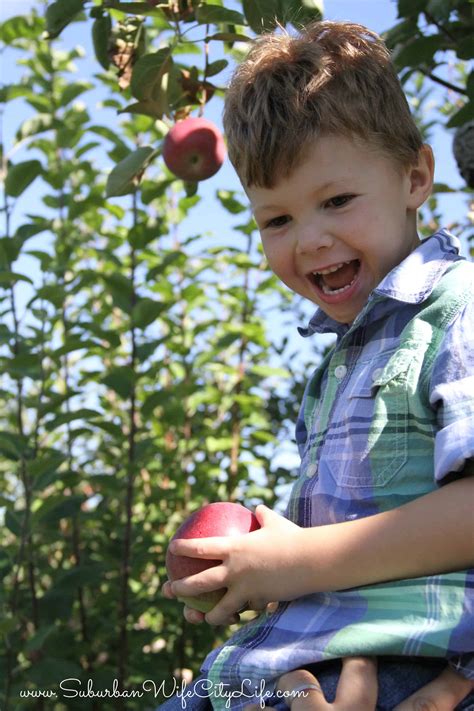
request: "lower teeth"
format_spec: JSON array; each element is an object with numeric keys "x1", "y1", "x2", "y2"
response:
[{"x1": 321, "y1": 276, "x2": 356, "y2": 295}]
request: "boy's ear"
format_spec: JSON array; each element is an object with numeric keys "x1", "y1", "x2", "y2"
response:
[{"x1": 407, "y1": 144, "x2": 435, "y2": 209}]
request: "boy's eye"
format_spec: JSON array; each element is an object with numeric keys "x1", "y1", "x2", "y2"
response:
[
  {"x1": 326, "y1": 194, "x2": 354, "y2": 208},
  {"x1": 264, "y1": 215, "x2": 290, "y2": 229}
]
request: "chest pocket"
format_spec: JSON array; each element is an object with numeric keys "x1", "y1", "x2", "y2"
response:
[{"x1": 322, "y1": 351, "x2": 411, "y2": 489}]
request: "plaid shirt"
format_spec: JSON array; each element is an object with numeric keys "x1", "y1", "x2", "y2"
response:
[{"x1": 202, "y1": 230, "x2": 474, "y2": 708}]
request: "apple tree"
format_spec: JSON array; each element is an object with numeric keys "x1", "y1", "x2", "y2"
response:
[{"x1": 0, "y1": 1, "x2": 323, "y2": 707}]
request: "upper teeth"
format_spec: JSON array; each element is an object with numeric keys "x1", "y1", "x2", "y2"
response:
[{"x1": 312, "y1": 260, "x2": 352, "y2": 276}]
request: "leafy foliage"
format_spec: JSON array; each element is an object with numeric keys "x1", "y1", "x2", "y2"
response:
[{"x1": 0, "y1": 2, "x2": 314, "y2": 707}]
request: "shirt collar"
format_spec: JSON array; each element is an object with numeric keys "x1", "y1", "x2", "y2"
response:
[{"x1": 298, "y1": 229, "x2": 461, "y2": 338}]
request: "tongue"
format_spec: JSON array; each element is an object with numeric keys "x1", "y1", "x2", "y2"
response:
[{"x1": 323, "y1": 260, "x2": 359, "y2": 290}]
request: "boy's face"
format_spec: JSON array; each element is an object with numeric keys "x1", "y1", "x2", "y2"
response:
[{"x1": 248, "y1": 134, "x2": 425, "y2": 324}]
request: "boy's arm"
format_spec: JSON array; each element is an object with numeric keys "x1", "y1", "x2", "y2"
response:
[
  {"x1": 167, "y1": 469, "x2": 474, "y2": 625},
  {"x1": 296, "y1": 464, "x2": 474, "y2": 595}
]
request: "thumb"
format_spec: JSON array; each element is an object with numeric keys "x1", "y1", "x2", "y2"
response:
[{"x1": 254, "y1": 504, "x2": 282, "y2": 527}]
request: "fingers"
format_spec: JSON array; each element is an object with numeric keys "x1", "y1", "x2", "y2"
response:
[
  {"x1": 169, "y1": 536, "x2": 229, "y2": 559},
  {"x1": 162, "y1": 580, "x2": 174, "y2": 599},
  {"x1": 393, "y1": 666, "x2": 474, "y2": 711},
  {"x1": 277, "y1": 669, "x2": 325, "y2": 710},
  {"x1": 204, "y1": 591, "x2": 250, "y2": 626},
  {"x1": 170, "y1": 566, "x2": 227, "y2": 600},
  {"x1": 254, "y1": 504, "x2": 283, "y2": 526},
  {"x1": 334, "y1": 657, "x2": 378, "y2": 709},
  {"x1": 276, "y1": 658, "x2": 378, "y2": 711},
  {"x1": 183, "y1": 605, "x2": 206, "y2": 624}
]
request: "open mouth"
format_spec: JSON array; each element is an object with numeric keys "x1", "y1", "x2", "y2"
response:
[{"x1": 310, "y1": 259, "x2": 360, "y2": 296}]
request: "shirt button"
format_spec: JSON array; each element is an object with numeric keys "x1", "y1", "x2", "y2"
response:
[
  {"x1": 334, "y1": 365, "x2": 347, "y2": 379},
  {"x1": 372, "y1": 367, "x2": 383, "y2": 381},
  {"x1": 306, "y1": 462, "x2": 318, "y2": 478}
]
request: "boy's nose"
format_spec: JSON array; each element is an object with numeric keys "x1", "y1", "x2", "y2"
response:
[{"x1": 295, "y1": 222, "x2": 333, "y2": 254}]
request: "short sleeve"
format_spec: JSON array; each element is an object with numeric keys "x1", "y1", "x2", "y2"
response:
[{"x1": 429, "y1": 300, "x2": 474, "y2": 484}]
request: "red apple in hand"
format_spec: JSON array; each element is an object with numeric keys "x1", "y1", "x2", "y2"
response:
[
  {"x1": 165, "y1": 502, "x2": 260, "y2": 613},
  {"x1": 162, "y1": 117, "x2": 226, "y2": 182}
]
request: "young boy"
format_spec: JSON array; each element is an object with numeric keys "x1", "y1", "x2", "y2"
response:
[{"x1": 162, "y1": 21, "x2": 474, "y2": 710}]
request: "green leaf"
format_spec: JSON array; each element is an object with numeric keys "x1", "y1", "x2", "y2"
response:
[
  {"x1": 426, "y1": 0, "x2": 451, "y2": 20},
  {"x1": 28, "y1": 658, "x2": 82, "y2": 687},
  {"x1": 432, "y1": 182, "x2": 457, "y2": 193},
  {"x1": 102, "y1": 366, "x2": 134, "y2": 400},
  {"x1": 105, "y1": 1, "x2": 163, "y2": 14},
  {"x1": 16, "y1": 222, "x2": 50, "y2": 243},
  {"x1": 142, "y1": 390, "x2": 165, "y2": 417},
  {"x1": 132, "y1": 297, "x2": 165, "y2": 329},
  {"x1": 44, "y1": 408, "x2": 101, "y2": 432},
  {"x1": 101, "y1": 275, "x2": 133, "y2": 313},
  {"x1": 205, "y1": 436, "x2": 234, "y2": 452},
  {"x1": 467, "y1": 71, "x2": 474, "y2": 100},
  {"x1": 279, "y1": 0, "x2": 324, "y2": 26},
  {"x1": 89, "y1": 124, "x2": 128, "y2": 151},
  {"x1": 5, "y1": 160, "x2": 42, "y2": 197},
  {"x1": 25, "y1": 625, "x2": 57, "y2": 653},
  {"x1": 0, "y1": 271, "x2": 34, "y2": 286},
  {"x1": 0, "y1": 14, "x2": 44, "y2": 44},
  {"x1": 242, "y1": 0, "x2": 281, "y2": 33},
  {"x1": 45, "y1": 0, "x2": 85, "y2": 39},
  {"x1": 59, "y1": 80, "x2": 93, "y2": 107},
  {"x1": 36, "y1": 495, "x2": 85, "y2": 523},
  {"x1": 383, "y1": 19, "x2": 419, "y2": 50},
  {"x1": 2, "y1": 353, "x2": 43, "y2": 380},
  {"x1": 0, "y1": 617, "x2": 17, "y2": 635},
  {"x1": 30, "y1": 452, "x2": 67, "y2": 491},
  {"x1": 216, "y1": 189, "x2": 247, "y2": 214},
  {"x1": 250, "y1": 365, "x2": 290, "y2": 378},
  {"x1": 457, "y1": 37, "x2": 473, "y2": 61},
  {"x1": 130, "y1": 48, "x2": 173, "y2": 102},
  {"x1": 206, "y1": 31, "x2": 252, "y2": 42},
  {"x1": 54, "y1": 564, "x2": 105, "y2": 590},
  {"x1": 196, "y1": 5, "x2": 245, "y2": 25},
  {"x1": 206, "y1": 59, "x2": 229, "y2": 78},
  {"x1": 92, "y1": 13, "x2": 112, "y2": 69},
  {"x1": 119, "y1": 99, "x2": 168, "y2": 119},
  {"x1": 106, "y1": 146, "x2": 157, "y2": 197},
  {"x1": 16, "y1": 113, "x2": 55, "y2": 141},
  {"x1": 393, "y1": 34, "x2": 444, "y2": 67},
  {"x1": 184, "y1": 181, "x2": 198, "y2": 197},
  {"x1": 447, "y1": 100, "x2": 474, "y2": 128},
  {"x1": 397, "y1": 0, "x2": 427, "y2": 18},
  {"x1": 5, "y1": 508, "x2": 23, "y2": 536},
  {"x1": 0, "y1": 431, "x2": 27, "y2": 461}
]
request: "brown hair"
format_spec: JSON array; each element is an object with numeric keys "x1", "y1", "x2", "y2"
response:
[{"x1": 223, "y1": 21, "x2": 423, "y2": 187}]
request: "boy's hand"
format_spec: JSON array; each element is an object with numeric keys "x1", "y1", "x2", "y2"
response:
[
  {"x1": 243, "y1": 661, "x2": 473, "y2": 711},
  {"x1": 163, "y1": 505, "x2": 307, "y2": 625},
  {"x1": 244, "y1": 658, "x2": 379, "y2": 711},
  {"x1": 393, "y1": 666, "x2": 474, "y2": 711}
]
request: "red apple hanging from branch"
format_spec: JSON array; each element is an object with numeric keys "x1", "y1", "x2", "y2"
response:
[{"x1": 162, "y1": 116, "x2": 226, "y2": 183}]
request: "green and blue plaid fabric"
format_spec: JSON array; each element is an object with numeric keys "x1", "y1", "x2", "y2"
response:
[{"x1": 202, "y1": 230, "x2": 474, "y2": 708}]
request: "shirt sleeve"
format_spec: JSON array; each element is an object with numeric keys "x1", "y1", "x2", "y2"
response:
[{"x1": 429, "y1": 299, "x2": 474, "y2": 484}]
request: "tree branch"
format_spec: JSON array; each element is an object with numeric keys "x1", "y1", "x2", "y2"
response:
[{"x1": 420, "y1": 68, "x2": 467, "y2": 96}]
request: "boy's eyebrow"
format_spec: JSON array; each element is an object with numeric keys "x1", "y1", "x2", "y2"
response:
[{"x1": 252, "y1": 180, "x2": 351, "y2": 217}]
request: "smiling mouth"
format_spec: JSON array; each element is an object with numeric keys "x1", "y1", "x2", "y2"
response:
[{"x1": 310, "y1": 259, "x2": 360, "y2": 295}]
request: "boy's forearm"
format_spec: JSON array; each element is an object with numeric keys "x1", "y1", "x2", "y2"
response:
[{"x1": 299, "y1": 475, "x2": 474, "y2": 594}]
